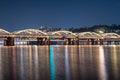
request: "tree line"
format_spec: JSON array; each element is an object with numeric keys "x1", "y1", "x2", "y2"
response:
[{"x1": 69, "y1": 24, "x2": 120, "y2": 34}]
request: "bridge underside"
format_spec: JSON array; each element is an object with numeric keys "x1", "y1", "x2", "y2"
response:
[{"x1": 0, "y1": 35, "x2": 120, "y2": 46}]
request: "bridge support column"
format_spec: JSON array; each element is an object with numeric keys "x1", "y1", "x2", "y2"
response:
[
  {"x1": 94, "y1": 39, "x2": 98, "y2": 45},
  {"x1": 91, "y1": 39, "x2": 94, "y2": 45},
  {"x1": 99, "y1": 39, "x2": 103, "y2": 45},
  {"x1": 43, "y1": 38, "x2": 49, "y2": 45},
  {"x1": 68, "y1": 38, "x2": 71, "y2": 45},
  {"x1": 44, "y1": 38, "x2": 47, "y2": 45},
  {"x1": 87, "y1": 39, "x2": 90, "y2": 45},
  {"x1": 37, "y1": 38, "x2": 40, "y2": 45},
  {"x1": 64, "y1": 39, "x2": 67, "y2": 45},
  {"x1": 75, "y1": 37, "x2": 79, "y2": 45},
  {"x1": 4, "y1": 37, "x2": 14, "y2": 46},
  {"x1": 46, "y1": 38, "x2": 50, "y2": 45},
  {"x1": 37, "y1": 38, "x2": 43, "y2": 45},
  {"x1": 42, "y1": 38, "x2": 46, "y2": 45},
  {"x1": 71, "y1": 39, "x2": 74, "y2": 45},
  {"x1": 70, "y1": 39, "x2": 73, "y2": 45}
]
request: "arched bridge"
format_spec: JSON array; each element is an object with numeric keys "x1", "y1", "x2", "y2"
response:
[{"x1": 0, "y1": 29, "x2": 120, "y2": 46}]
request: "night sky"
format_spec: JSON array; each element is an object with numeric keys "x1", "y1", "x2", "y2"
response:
[{"x1": 0, "y1": 0, "x2": 120, "y2": 31}]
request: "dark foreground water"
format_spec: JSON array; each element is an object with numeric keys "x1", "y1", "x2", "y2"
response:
[{"x1": 0, "y1": 45, "x2": 120, "y2": 80}]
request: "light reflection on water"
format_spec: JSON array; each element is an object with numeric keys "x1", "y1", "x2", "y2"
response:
[
  {"x1": 99, "y1": 46, "x2": 107, "y2": 80},
  {"x1": 65, "y1": 46, "x2": 70, "y2": 80},
  {"x1": 0, "y1": 45, "x2": 120, "y2": 80},
  {"x1": 49, "y1": 45, "x2": 55, "y2": 80}
]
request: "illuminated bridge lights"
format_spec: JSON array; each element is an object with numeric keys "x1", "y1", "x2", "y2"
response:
[
  {"x1": 0, "y1": 28, "x2": 120, "y2": 46},
  {"x1": 0, "y1": 28, "x2": 119, "y2": 39}
]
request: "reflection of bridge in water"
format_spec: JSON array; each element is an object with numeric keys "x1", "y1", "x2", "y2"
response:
[{"x1": 0, "y1": 29, "x2": 120, "y2": 46}]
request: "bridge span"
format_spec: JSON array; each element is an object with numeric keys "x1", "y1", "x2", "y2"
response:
[{"x1": 0, "y1": 29, "x2": 120, "y2": 46}]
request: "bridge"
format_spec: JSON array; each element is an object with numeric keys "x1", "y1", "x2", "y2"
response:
[{"x1": 0, "y1": 29, "x2": 120, "y2": 46}]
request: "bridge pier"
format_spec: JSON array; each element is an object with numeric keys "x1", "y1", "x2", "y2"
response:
[
  {"x1": 37, "y1": 38, "x2": 43, "y2": 45},
  {"x1": 4, "y1": 37, "x2": 14, "y2": 46},
  {"x1": 99, "y1": 39, "x2": 103, "y2": 45},
  {"x1": 68, "y1": 38, "x2": 71, "y2": 45},
  {"x1": 71, "y1": 39, "x2": 74, "y2": 45},
  {"x1": 44, "y1": 38, "x2": 47, "y2": 45},
  {"x1": 94, "y1": 39, "x2": 98, "y2": 45},
  {"x1": 87, "y1": 39, "x2": 90, "y2": 45},
  {"x1": 75, "y1": 37, "x2": 79, "y2": 45},
  {"x1": 90, "y1": 39, "x2": 94, "y2": 45},
  {"x1": 47, "y1": 38, "x2": 50, "y2": 45},
  {"x1": 67, "y1": 38, "x2": 74, "y2": 45},
  {"x1": 43, "y1": 38, "x2": 50, "y2": 45},
  {"x1": 64, "y1": 39, "x2": 67, "y2": 45},
  {"x1": 42, "y1": 38, "x2": 46, "y2": 45}
]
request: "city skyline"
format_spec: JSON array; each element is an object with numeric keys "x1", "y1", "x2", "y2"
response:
[{"x1": 0, "y1": 0, "x2": 120, "y2": 31}]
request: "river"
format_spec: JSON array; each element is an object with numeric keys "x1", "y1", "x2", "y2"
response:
[{"x1": 0, "y1": 45, "x2": 120, "y2": 80}]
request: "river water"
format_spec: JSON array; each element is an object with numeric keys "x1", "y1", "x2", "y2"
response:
[{"x1": 0, "y1": 45, "x2": 120, "y2": 80}]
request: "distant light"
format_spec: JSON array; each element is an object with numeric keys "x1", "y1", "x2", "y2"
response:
[{"x1": 99, "y1": 30, "x2": 104, "y2": 34}]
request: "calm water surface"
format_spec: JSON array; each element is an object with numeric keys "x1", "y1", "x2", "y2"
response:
[{"x1": 0, "y1": 45, "x2": 120, "y2": 80}]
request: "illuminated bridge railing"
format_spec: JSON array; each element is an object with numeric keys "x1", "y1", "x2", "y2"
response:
[{"x1": 13, "y1": 34, "x2": 49, "y2": 38}]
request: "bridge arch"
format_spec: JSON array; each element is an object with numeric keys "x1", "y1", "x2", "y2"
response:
[
  {"x1": 78, "y1": 32, "x2": 101, "y2": 38},
  {"x1": 0, "y1": 29, "x2": 11, "y2": 35},
  {"x1": 12, "y1": 29, "x2": 47, "y2": 36},
  {"x1": 51, "y1": 30, "x2": 76, "y2": 36},
  {"x1": 102, "y1": 33, "x2": 120, "y2": 39}
]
